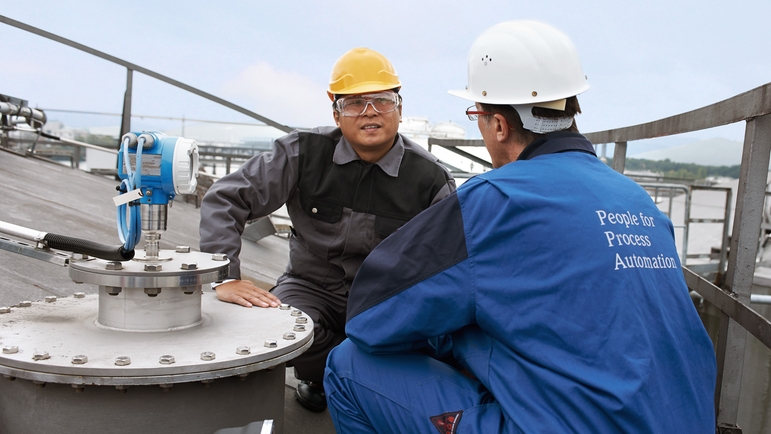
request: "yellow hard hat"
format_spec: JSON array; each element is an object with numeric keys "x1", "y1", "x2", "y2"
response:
[{"x1": 327, "y1": 47, "x2": 401, "y2": 100}]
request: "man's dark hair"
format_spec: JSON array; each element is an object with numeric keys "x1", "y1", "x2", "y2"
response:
[{"x1": 480, "y1": 96, "x2": 582, "y2": 145}]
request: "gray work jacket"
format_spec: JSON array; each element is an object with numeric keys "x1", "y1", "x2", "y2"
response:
[{"x1": 199, "y1": 126, "x2": 456, "y2": 295}]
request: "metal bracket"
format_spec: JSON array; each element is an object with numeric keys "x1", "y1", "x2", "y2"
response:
[{"x1": 0, "y1": 236, "x2": 69, "y2": 266}]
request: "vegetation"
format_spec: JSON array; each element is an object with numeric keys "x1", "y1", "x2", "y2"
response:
[{"x1": 607, "y1": 158, "x2": 741, "y2": 181}]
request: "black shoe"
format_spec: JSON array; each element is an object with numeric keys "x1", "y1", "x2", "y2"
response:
[{"x1": 295, "y1": 380, "x2": 327, "y2": 412}]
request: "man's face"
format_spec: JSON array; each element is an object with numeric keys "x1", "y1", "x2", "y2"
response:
[{"x1": 333, "y1": 91, "x2": 402, "y2": 160}]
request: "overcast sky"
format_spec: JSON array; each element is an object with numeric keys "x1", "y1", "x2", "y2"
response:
[{"x1": 2, "y1": 1, "x2": 769, "y2": 150}]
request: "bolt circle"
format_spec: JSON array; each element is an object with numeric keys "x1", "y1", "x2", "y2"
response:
[
  {"x1": 3, "y1": 346, "x2": 19, "y2": 354},
  {"x1": 264, "y1": 340, "x2": 277, "y2": 348},
  {"x1": 236, "y1": 346, "x2": 251, "y2": 355},
  {"x1": 200, "y1": 351, "x2": 216, "y2": 361},
  {"x1": 114, "y1": 356, "x2": 131, "y2": 366}
]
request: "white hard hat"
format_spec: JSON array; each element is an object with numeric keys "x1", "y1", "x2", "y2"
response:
[{"x1": 449, "y1": 20, "x2": 590, "y2": 106}]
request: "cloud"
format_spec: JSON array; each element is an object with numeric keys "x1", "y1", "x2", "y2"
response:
[{"x1": 220, "y1": 62, "x2": 332, "y2": 128}]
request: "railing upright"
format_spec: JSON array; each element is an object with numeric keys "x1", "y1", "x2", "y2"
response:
[{"x1": 715, "y1": 113, "x2": 771, "y2": 430}]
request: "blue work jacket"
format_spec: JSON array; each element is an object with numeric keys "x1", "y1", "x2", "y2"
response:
[{"x1": 346, "y1": 132, "x2": 717, "y2": 433}]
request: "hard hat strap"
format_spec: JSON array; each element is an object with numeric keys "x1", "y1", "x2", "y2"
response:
[{"x1": 513, "y1": 105, "x2": 574, "y2": 134}]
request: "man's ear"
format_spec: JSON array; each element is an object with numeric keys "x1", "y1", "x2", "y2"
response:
[
  {"x1": 333, "y1": 110, "x2": 340, "y2": 127},
  {"x1": 493, "y1": 113, "x2": 510, "y2": 143}
]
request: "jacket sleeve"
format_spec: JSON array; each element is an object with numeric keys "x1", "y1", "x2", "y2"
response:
[
  {"x1": 199, "y1": 131, "x2": 300, "y2": 279},
  {"x1": 345, "y1": 192, "x2": 475, "y2": 354}
]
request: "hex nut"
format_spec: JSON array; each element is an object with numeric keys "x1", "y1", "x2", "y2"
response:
[
  {"x1": 0, "y1": 307, "x2": 11, "y2": 314},
  {"x1": 144, "y1": 264, "x2": 163, "y2": 272},
  {"x1": 71, "y1": 355, "x2": 88, "y2": 365},
  {"x1": 236, "y1": 346, "x2": 251, "y2": 355},
  {"x1": 264, "y1": 340, "x2": 278, "y2": 348},
  {"x1": 279, "y1": 303, "x2": 290, "y2": 310},
  {"x1": 295, "y1": 317, "x2": 308, "y2": 324},
  {"x1": 294, "y1": 324, "x2": 306, "y2": 332},
  {"x1": 45, "y1": 296, "x2": 57, "y2": 303},
  {"x1": 33, "y1": 351, "x2": 50, "y2": 361},
  {"x1": 283, "y1": 332, "x2": 296, "y2": 340},
  {"x1": 212, "y1": 253, "x2": 227, "y2": 261},
  {"x1": 105, "y1": 261, "x2": 123, "y2": 271},
  {"x1": 144, "y1": 288, "x2": 162, "y2": 297},
  {"x1": 106, "y1": 286, "x2": 122, "y2": 296},
  {"x1": 3, "y1": 346, "x2": 19, "y2": 354},
  {"x1": 159, "y1": 355, "x2": 175, "y2": 365},
  {"x1": 18, "y1": 301, "x2": 32, "y2": 307},
  {"x1": 175, "y1": 246, "x2": 191, "y2": 253},
  {"x1": 181, "y1": 262, "x2": 198, "y2": 270},
  {"x1": 291, "y1": 309, "x2": 302, "y2": 316},
  {"x1": 200, "y1": 351, "x2": 216, "y2": 361},
  {"x1": 73, "y1": 292, "x2": 86, "y2": 298},
  {"x1": 115, "y1": 356, "x2": 131, "y2": 366}
]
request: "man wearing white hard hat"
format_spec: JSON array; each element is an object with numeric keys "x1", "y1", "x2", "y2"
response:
[{"x1": 324, "y1": 21, "x2": 716, "y2": 433}]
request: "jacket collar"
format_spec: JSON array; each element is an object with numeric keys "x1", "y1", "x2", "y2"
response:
[
  {"x1": 517, "y1": 131, "x2": 597, "y2": 161},
  {"x1": 333, "y1": 133, "x2": 404, "y2": 177}
]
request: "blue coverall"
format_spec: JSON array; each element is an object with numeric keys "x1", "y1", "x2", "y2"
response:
[{"x1": 325, "y1": 132, "x2": 717, "y2": 433}]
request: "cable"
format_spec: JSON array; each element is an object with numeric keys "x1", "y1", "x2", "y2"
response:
[{"x1": 116, "y1": 135, "x2": 144, "y2": 251}]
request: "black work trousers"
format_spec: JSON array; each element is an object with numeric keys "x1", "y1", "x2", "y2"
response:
[{"x1": 272, "y1": 281, "x2": 348, "y2": 385}]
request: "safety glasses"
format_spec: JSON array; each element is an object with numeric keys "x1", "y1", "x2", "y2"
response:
[
  {"x1": 335, "y1": 92, "x2": 402, "y2": 117},
  {"x1": 465, "y1": 105, "x2": 493, "y2": 121}
]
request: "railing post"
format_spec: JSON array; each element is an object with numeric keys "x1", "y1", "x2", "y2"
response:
[
  {"x1": 612, "y1": 141, "x2": 627, "y2": 174},
  {"x1": 120, "y1": 68, "x2": 133, "y2": 139},
  {"x1": 716, "y1": 113, "x2": 771, "y2": 429}
]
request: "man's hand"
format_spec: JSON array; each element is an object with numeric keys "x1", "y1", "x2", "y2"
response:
[{"x1": 215, "y1": 280, "x2": 281, "y2": 308}]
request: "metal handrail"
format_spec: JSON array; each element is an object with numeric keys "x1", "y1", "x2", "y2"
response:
[{"x1": 0, "y1": 14, "x2": 294, "y2": 137}]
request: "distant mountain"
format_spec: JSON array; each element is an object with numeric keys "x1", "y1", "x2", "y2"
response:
[{"x1": 631, "y1": 138, "x2": 742, "y2": 167}]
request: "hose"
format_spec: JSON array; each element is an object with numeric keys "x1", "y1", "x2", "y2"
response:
[
  {"x1": 116, "y1": 135, "x2": 144, "y2": 251},
  {"x1": 44, "y1": 233, "x2": 135, "y2": 261}
]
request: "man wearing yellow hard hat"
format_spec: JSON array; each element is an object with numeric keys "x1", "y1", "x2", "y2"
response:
[
  {"x1": 324, "y1": 21, "x2": 716, "y2": 432},
  {"x1": 199, "y1": 48, "x2": 455, "y2": 412}
]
